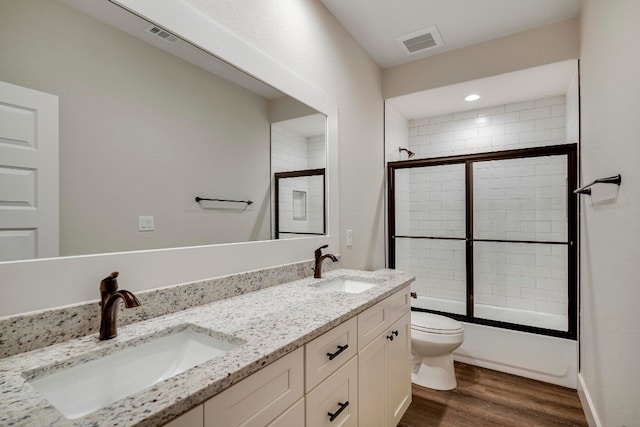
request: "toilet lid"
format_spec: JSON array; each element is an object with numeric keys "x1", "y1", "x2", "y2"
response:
[{"x1": 411, "y1": 311, "x2": 464, "y2": 334}]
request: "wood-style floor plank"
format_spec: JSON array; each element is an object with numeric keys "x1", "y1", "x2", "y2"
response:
[{"x1": 398, "y1": 362, "x2": 588, "y2": 427}]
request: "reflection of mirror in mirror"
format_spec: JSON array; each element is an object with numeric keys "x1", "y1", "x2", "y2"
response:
[
  {"x1": 0, "y1": 0, "x2": 327, "y2": 261},
  {"x1": 270, "y1": 114, "x2": 326, "y2": 240}
]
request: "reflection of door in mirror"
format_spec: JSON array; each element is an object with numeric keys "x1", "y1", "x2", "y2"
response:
[
  {"x1": 0, "y1": 81, "x2": 59, "y2": 261},
  {"x1": 271, "y1": 114, "x2": 326, "y2": 239}
]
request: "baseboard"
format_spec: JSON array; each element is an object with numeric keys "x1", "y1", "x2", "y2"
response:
[{"x1": 577, "y1": 373, "x2": 602, "y2": 427}]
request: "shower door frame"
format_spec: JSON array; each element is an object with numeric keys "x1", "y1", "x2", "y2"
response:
[
  {"x1": 274, "y1": 168, "x2": 326, "y2": 239},
  {"x1": 387, "y1": 144, "x2": 578, "y2": 339}
]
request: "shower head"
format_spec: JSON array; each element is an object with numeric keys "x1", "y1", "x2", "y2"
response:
[{"x1": 399, "y1": 147, "x2": 415, "y2": 159}]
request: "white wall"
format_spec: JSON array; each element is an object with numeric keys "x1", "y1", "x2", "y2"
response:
[
  {"x1": 579, "y1": 1, "x2": 640, "y2": 425},
  {"x1": 383, "y1": 18, "x2": 580, "y2": 99}
]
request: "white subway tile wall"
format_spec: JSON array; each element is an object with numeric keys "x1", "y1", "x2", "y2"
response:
[
  {"x1": 407, "y1": 95, "x2": 566, "y2": 157},
  {"x1": 396, "y1": 238, "x2": 467, "y2": 315},
  {"x1": 394, "y1": 95, "x2": 569, "y2": 328},
  {"x1": 271, "y1": 125, "x2": 326, "y2": 238},
  {"x1": 474, "y1": 156, "x2": 567, "y2": 242}
]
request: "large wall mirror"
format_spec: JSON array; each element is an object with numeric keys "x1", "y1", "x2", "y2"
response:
[
  {"x1": 0, "y1": 0, "x2": 327, "y2": 261},
  {"x1": 0, "y1": 0, "x2": 337, "y2": 317}
]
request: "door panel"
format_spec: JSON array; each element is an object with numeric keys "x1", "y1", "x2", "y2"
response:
[{"x1": 0, "y1": 81, "x2": 58, "y2": 260}]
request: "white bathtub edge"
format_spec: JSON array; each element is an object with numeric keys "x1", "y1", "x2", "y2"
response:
[{"x1": 452, "y1": 322, "x2": 577, "y2": 388}]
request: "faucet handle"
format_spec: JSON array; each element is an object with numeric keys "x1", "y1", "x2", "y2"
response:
[
  {"x1": 99, "y1": 272, "x2": 120, "y2": 307},
  {"x1": 100, "y1": 272, "x2": 119, "y2": 290},
  {"x1": 315, "y1": 244, "x2": 329, "y2": 257}
]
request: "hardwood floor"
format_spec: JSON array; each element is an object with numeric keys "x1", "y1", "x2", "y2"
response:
[{"x1": 398, "y1": 362, "x2": 588, "y2": 427}]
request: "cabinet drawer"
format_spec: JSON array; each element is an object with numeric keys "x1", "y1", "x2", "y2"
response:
[
  {"x1": 163, "y1": 404, "x2": 203, "y2": 427},
  {"x1": 305, "y1": 316, "x2": 357, "y2": 392},
  {"x1": 358, "y1": 298, "x2": 391, "y2": 351},
  {"x1": 306, "y1": 356, "x2": 358, "y2": 427},
  {"x1": 386, "y1": 285, "x2": 411, "y2": 324},
  {"x1": 204, "y1": 347, "x2": 303, "y2": 427}
]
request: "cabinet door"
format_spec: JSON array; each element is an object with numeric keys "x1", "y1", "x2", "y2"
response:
[
  {"x1": 358, "y1": 298, "x2": 390, "y2": 351},
  {"x1": 163, "y1": 404, "x2": 203, "y2": 427},
  {"x1": 306, "y1": 356, "x2": 358, "y2": 427},
  {"x1": 267, "y1": 398, "x2": 304, "y2": 427},
  {"x1": 386, "y1": 312, "x2": 412, "y2": 427},
  {"x1": 358, "y1": 332, "x2": 386, "y2": 427},
  {"x1": 386, "y1": 286, "x2": 411, "y2": 324},
  {"x1": 204, "y1": 348, "x2": 303, "y2": 427}
]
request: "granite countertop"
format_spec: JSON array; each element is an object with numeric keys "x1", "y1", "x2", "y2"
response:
[{"x1": 0, "y1": 269, "x2": 414, "y2": 426}]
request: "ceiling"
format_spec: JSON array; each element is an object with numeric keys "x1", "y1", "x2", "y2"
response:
[
  {"x1": 387, "y1": 60, "x2": 578, "y2": 119},
  {"x1": 320, "y1": 0, "x2": 582, "y2": 68}
]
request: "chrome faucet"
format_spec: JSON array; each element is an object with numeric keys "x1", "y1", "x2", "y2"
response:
[
  {"x1": 314, "y1": 245, "x2": 338, "y2": 278},
  {"x1": 99, "y1": 272, "x2": 140, "y2": 340}
]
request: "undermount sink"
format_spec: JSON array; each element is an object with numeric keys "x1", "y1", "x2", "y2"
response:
[
  {"x1": 317, "y1": 277, "x2": 378, "y2": 294},
  {"x1": 28, "y1": 326, "x2": 242, "y2": 419}
]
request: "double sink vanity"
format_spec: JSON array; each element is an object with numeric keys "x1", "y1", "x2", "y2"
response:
[{"x1": 0, "y1": 268, "x2": 414, "y2": 426}]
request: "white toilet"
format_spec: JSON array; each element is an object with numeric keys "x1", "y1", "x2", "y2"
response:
[{"x1": 410, "y1": 311, "x2": 464, "y2": 390}]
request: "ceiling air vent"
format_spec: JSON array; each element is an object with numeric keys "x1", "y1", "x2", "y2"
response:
[
  {"x1": 145, "y1": 25, "x2": 179, "y2": 44},
  {"x1": 396, "y1": 25, "x2": 444, "y2": 55}
]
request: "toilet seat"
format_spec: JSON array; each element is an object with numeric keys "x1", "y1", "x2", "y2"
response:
[{"x1": 411, "y1": 311, "x2": 463, "y2": 335}]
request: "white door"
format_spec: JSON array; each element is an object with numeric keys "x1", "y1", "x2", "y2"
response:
[{"x1": 0, "y1": 81, "x2": 58, "y2": 261}]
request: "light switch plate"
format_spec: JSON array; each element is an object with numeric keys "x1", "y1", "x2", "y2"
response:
[
  {"x1": 346, "y1": 229, "x2": 353, "y2": 247},
  {"x1": 138, "y1": 216, "x2": 154, "y2": 231}
]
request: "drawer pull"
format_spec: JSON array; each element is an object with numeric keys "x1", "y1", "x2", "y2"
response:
[
  {"x1": 386, "y1": 330, "x2": 399, "y2": 341},
  {"x1": 328, "y1": 401, "x2": 349, "y2": 422},
  {"x1": 327, "y1": 344, "x2": 349, "y2": 360}
]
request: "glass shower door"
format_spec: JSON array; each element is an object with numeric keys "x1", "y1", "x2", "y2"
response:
[
  {"x1": 472, "y1": 156, "x2": 570, "y2": 331},
  {"x1": 394, "y1": 164, "x2": 467, "y2": 315}
]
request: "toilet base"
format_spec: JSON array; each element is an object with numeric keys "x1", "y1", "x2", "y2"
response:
[{"x1": 411, "y1": 352, "x2": 457, "y2": 390}]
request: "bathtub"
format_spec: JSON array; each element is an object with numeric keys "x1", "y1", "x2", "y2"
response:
[{"x1": 412, "y1": 296, "x2": 577, "y2": 388}]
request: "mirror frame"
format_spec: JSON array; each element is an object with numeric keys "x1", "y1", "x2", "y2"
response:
[{"x1": 0, "y1": 0, "x2": 339, "y2": 317}]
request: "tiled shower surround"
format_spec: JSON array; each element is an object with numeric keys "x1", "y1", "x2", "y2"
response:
[
  {"x1": 390, "y1": 95, "x2": 570, "y2": 328},
  {"x1": 407, "y1": 95, "x2": 567, "y2": 157},
  {"x1": 271, "y1": 125, "x2": 325, "y2": 237}
]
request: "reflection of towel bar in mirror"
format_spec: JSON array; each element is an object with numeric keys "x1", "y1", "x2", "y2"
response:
[
  {"x1": 574, "y1": 174, "x2": 621, "y2": 195},
  {"x1": 195, "y1": 197, "x2": 253, "y2": 205}
]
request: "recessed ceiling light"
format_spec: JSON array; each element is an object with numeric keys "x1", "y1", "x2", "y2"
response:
[{"x1": 464, "y1": 94, "x2": 480, "y2": 102}]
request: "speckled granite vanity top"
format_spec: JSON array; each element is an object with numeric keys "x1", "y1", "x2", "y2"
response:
[{"x1": 0, "y1": 269, "x2": 413, "y2": 426}]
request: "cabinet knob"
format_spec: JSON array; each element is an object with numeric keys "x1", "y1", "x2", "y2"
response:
[
  {"x1": 328, "y1": 401, "x2": 349, "y2": 422},
  {"x1": 386, "y1": 330, "x2": 399, "y2": 341}
]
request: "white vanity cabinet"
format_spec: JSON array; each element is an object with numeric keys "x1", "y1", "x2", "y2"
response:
[
  {"x1": 204, "y1": 347, "x2": 304, "y2": 427},
  {"x1": 358, "y1": 287, "x2": 412, "y2": 427},
  {"x1": 164, "y1": 285, "x2": 411, "y2": 427}
]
